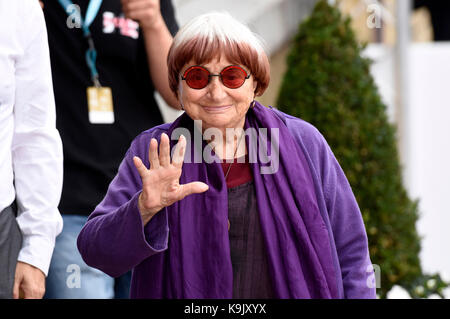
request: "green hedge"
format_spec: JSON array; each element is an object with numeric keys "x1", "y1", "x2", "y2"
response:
[{"x1": 276, "y1": 0, "x2": 447, "y2": 298}]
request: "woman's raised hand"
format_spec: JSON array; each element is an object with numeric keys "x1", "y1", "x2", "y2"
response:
[{"x1": 133, "y1": 133, "x2": 209, "y2": 225}]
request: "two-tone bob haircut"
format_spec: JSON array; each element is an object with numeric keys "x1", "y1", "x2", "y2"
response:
[{"x1": 167, "y1": 11, "x2": 270, "y2": 98}]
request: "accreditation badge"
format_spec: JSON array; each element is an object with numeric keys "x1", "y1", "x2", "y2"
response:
[{"x1": 87, "y1": 86, "x2": 114, "y2": 124}]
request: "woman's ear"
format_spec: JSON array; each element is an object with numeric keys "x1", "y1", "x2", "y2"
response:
[
  {"x1": 177, "y1": 83, "x2": 185, "y2": 110},
  {"x1": 252, "y1": 79, "x2": 258, "y2": 96},
  {"x1": 178, "y1": 82, "x2": 183, "y2": 99}
]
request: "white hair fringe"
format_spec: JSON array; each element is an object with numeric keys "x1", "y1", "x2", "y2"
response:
[{"x1": 173, "y1": 11, "x2": 267, "y2": 56}]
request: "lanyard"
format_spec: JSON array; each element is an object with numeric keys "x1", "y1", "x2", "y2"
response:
[{"x1": 58, "y1": 0, "x2": 103, "y2": 86}]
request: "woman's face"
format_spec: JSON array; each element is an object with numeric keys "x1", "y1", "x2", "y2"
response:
[{"x1": 178, "y1": 56, "x2": 257, "y2": 133}]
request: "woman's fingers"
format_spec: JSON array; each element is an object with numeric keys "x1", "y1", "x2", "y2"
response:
[
  {"x1": 148, "y1": 134, "x2": 184, "y2": 170},
  {"x1": 171, "y1": 135, "x2": 186, "y2": 168},
  {"x1": 148, "y1": 138, "x2": 160, "y2": 169},
  {"x1": 136, "y1": 134, "x2": 207, "y2": 207},
  {"x1": 159, "y1": 133, "x2": 170, "y2": 167},
  {"x1": 133, "y1": 156, "x2": 148, "y2": 179}
]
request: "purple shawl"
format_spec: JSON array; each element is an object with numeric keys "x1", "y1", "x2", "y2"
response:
[{"x1": 77, "y1": 102, "x2": 375, "y2": 299}]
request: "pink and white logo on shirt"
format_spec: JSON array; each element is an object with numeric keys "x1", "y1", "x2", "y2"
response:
[{"x1": 103, "y1": 12, "x2": 139, "y2": 39}]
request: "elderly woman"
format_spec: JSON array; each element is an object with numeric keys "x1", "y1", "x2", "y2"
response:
[{"x1": 77, "y1": 12, "x2": 376, "y2": 299}]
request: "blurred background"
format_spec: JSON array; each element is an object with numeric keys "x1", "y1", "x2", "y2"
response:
[{"x1": 156, "y1": 0, "x2": 450, "y2": 298}]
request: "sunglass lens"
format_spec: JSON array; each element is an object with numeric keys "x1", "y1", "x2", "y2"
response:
[
  {"x1": 221, "y1": 66, "x2": 247, "y2": 88},
  {"x1": 186, "y1": 67, "x2": 209, "y2": 89}
]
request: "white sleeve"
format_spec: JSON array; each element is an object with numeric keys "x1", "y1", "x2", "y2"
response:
[{"x1": 12, "y1": 0, "x2": 64, "y2": 276}]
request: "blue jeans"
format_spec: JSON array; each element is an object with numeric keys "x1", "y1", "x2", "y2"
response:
[{"x1": 44, "y1": 215, "x2": 131, "y2": 299}]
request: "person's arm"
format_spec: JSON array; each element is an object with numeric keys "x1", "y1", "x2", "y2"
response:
[
  {"x1": 77, "y1": 132, "x2": 169, "y2": 278},
  {"x1": 77, "y1": 130, "x2": 208, "y2": 278},
  {"x1": 282, "y1": 112, "x2": 376, "y2": 299},
  {"x1": 317, "y1": 133, "x2": 376, "y2": 299},
  {"x1": 122, "y1": 0, "x2": 180, "y2": 109},
  {"x1": 12, "y1": 0, "x2": 63, "y2": 298}
]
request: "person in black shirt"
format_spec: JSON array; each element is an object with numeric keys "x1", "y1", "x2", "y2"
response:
[{"x1": 41, "y1": 0, "x2": 179, "y2": 298}]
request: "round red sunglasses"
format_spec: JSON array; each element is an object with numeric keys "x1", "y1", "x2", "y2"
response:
[{"x1": 181, "y1": 65, "x2": 251, "y2": 90}]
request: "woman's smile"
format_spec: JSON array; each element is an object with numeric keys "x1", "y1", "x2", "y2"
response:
[{"x1": 202, "y1": 104, "x2": 233, "y2": 113}]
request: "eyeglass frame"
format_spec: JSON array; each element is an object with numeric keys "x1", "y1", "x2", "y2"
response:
[{"x1": 180, "y1": 64, "x2": 251, "y2": 90}]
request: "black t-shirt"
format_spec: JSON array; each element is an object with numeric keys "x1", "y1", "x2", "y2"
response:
[{"x1": 42, "y1": 0, "x2": 178, "y2": 215}]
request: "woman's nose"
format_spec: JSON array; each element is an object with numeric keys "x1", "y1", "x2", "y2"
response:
[{"x1": 206, "y1": 76, "x2": 227, "y2": 100}]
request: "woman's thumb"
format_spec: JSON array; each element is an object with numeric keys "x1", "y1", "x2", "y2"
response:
[{"x1": 179, "y1": 182, "x2": 209, "y2": 200}]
